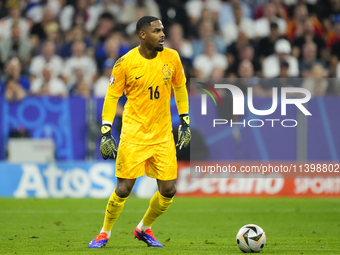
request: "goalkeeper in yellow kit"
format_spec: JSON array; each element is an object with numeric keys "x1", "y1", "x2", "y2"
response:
[{"x1": 88, "y1": 16, "x2": 191, "y2": 248}]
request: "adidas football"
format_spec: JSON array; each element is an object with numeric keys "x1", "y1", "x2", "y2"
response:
[{"x1": 236, "y1": 224, "x2": 266, "y2": 253}]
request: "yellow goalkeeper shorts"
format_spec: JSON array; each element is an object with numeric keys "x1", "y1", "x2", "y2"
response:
[{"x1": 115, "y1": 139, "x2": 177, "y2": 180}]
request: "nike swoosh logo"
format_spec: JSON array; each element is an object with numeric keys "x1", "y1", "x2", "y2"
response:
[{"x1": 135, "y1": 75, "x2": 145, "y2": 80}]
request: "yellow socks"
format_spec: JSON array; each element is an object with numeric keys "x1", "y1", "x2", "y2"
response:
[
  {"x1": 102, "y1": 190, "x2": 172, "y2": 234},
  {"x1": 141, "y1": 191, "x2": 173, "y2": 228},
  {"x1": 103, "y1": 190, "x2": 128, "y2": 232}
]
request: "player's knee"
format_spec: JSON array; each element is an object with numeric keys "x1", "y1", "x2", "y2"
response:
[
  {"x1": 160, "y1": 186, "x2": 176, "y2": 198},
  {"x1": 115, "y1": 178, "x2": 135, "y2": 198},
  {"x1": 115, "y1": 185, "x2": 133, "y2": 198}
]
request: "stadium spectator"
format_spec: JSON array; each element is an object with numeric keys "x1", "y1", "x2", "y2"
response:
[
  {"x1": 222, "y1": 4, "x2": 255, "y2": 47},
  {"x1": 195, "y1": 7, "x2": 220, "y2": 36},
  {"x1": 164, "y1": 23, "x2": 193, "y2": 60},
  {"x1": 262, "y1": 39, "x2": 299, "y2": 77},
  {"x1": 59, "y1": 0, "x2": 98, "y2": 32},
  {"x1": 299, "y1": 42, "x2": 326, "y2": 78},
  {"x1": 62, "y1": 40, "x2": 97, "y2": 88},
  {"x1": 227, "y1": 44, "x2": 261, "y2": 77},
  {"x1": 185, "y1": 0, "x2": 221, "y2": 26},
  {"x1": 157, "y1": 0, "x2": 191, "y2": 36},
  {"x1": 0, "y1": 0, "x2": 31, "y2": 40},
  {"x1": 277, "y1": 60, "x2": 290, "y2": 78},
  {"x1": 30, "y1": 7, "x2": 56, "y2": 48},
  {"x1": 45, "y1": 0, "x2": 64, "y2": 18},
  {"x1": 119, "y1": 0, "x2": 161, "y2": 25},
  {"x1": 329, "y1": 15, "x2": 340, "y2": 76},
  {"x1": 257, "y1": 22, "x2": 285, "y2": 62},
  {"x1": 239, "y1": 60, "x2": 255, "y2": 83},
  {"x1": 60, "y1": 26, "x2": 92, "y2": 59},
  {"x1": 24, "y1": 0, "x2": 46, "y2": 24},
  {"x1": 92, "y1": 12, "x2": 117, "y2": 45},
  {"x1": 94, "y1": 0, "x2": 123, "y2": 21},
  {"x1": 44, "y1": 22, "x2": 64, "y2": 56},
  {"x1": 0, "y1": 1, "x2": 9, "y2": 19},
  {"x1": 95, "y1": 32, "x2": 129, "y2": 71},
  {"x1": 73, "y1": 81, "x2": 92, "y2": 98},
  {"x1": 237, "y1": 60, "x2": 265, "y2": 96},
  {"x1": 226, "y1": 31, "x2": 255, "y2": 74},
  {"x1": 324, "y1": 15, "x2": 340, "y2": 49},
  {"x1": 286, "y1": 4, "x2": 308, "y2": 41},
  {"x1": 255, "y1": 2, "x2": 286, "y2": 38},
  {"x1": 282, "y1": 0, "x2": 317, "y2": 15},
  {"x1": 0, "y1": 22, "x2": 32, "y2": 70},
  {"x1": 29, "y1": 41, "x2": 64, "y2": 81},
  {"x1": 125, "y1": 8, "x2": 147, "y2": 48},
  {"x1": 263, "y1": 60, "x2": 299, "y2": 93},
  {"x1": 254, "y1": 0, "x2": 288, "y2": 21},
  {"x1": 302, "y1": 64, "x2": 328, "y2": 96},
  {"x1": 70, "y1": 68, "x2": 92, "y2": 98},
  {"x1": 93, "y1": 59, "x2": 115, "y2": 97},
  {"x1": 192, "y1": 20, "x2": 225, "y2": 59},
  {"x1": 291, "y1": 17, "x2": 326, "y2": 60},
  {"x1": 210, "y1": 67, "x2": 225, "y2": 79},
  {"x1": 193, "y1": 41, "x2": 228, "y2": 78},
  {"x1": 1, "y1": 58, "x2": 28, "y2": 102},
  {"x1": 30, "y1": 67, "x2": 68, "y2": 97},
  {"x1": 315, "y1": 0, "x2": 340, "y2": 21},
  {"x1": 219, "y1": 0, "x2": 252, "y2": 29}
]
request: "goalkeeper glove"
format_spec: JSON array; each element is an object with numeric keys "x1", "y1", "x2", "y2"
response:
[
  {"x1": 176, "y1": 114, "x2": 191, "y2": 150},
  {"x1": 100, "y1": 124, "x2": 117, "y2": 160}
]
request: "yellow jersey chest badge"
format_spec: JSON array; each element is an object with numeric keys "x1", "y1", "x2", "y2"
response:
[{"x1": 162, "y1": 64, "x2": 173, "y2": 85}]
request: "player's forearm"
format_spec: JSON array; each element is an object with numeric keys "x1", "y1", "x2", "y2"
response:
[
  {"x1": 102, "y1": 93, "x2": 120, "y2": 125},
  {"x1": 173, "y1": 83, "x2": 189, "y2": 115}
]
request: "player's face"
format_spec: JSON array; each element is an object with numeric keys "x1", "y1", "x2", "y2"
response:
[{"x1": 145, "y1": 20, "x2": 165, "y2": 52}]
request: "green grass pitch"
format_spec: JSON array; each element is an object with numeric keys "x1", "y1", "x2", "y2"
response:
[{"x1": 0, "y1": 197, "x2": 339, "y2": 254}]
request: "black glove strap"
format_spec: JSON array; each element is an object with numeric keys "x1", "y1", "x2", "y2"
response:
[
  {"x1": 179, "y1": 114, "x2": 190, "y2": 127},
  {"x1": 101, "y1": 124, "x2": 112, "y2": 136}
]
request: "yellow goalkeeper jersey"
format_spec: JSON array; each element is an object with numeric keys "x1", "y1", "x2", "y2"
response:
[{"x1": 106, "y1": 47, "x2": 186, "y2": 145}]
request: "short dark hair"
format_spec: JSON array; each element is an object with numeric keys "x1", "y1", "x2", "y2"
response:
[
  {"x1": 136, "y1": 16, "x2": 159, "y2": 33},
  {"x1": 100, "y1": 12, "x2": 115, "y2": 21}
]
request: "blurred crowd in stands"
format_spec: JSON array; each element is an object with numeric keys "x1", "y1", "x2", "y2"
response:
[{"x1": 1, "y1": 0, "x2": 340, "y2": 102}]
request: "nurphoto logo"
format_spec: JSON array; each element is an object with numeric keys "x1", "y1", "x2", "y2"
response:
[{"x1": 198, "y1": 82, "x2": 312, "y2": 128}]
